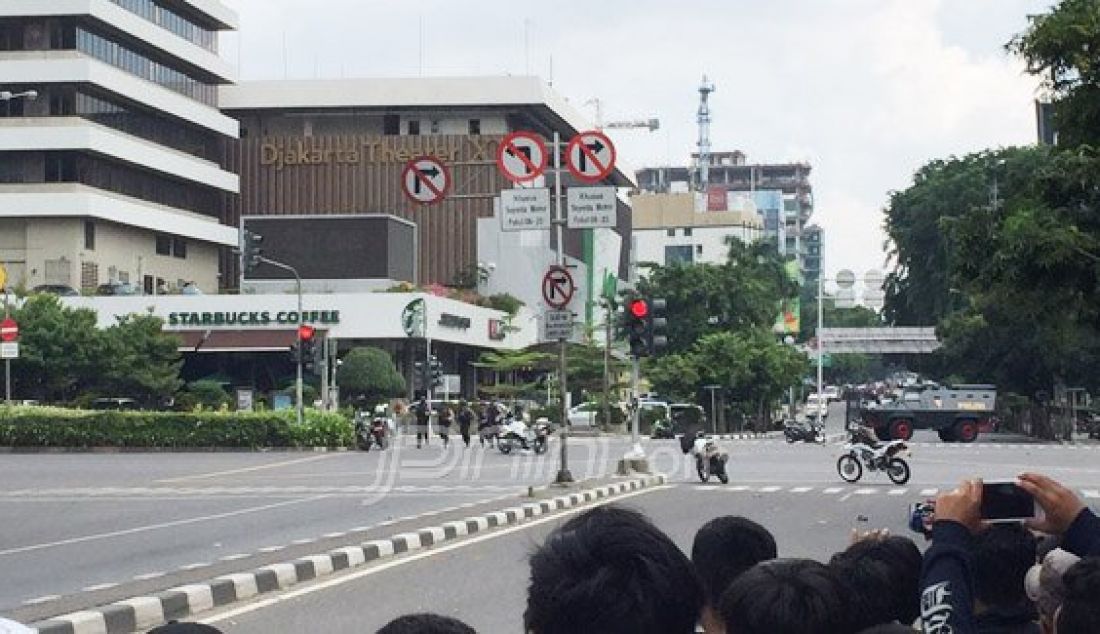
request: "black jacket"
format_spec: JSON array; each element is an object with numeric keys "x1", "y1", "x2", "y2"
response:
[{"x1": 920, "y1": 521, "x2": 976, "y2": 634}]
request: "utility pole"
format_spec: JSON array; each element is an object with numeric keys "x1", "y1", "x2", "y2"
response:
[
  {"x1": 258, "y1": 257, "x2": 304, "y2": 426},
  {"x1": 552, "y1": 132, "x2": 573, "y2": 484},
  {"x1": 603, "y1": 299, "x2": 612, "y2": 432}
]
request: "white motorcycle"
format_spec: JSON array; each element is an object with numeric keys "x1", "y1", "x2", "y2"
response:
[
  {"x1": 837, "y1": 426, "x2": 911, "y2": 485},
  {"x1": 680, "y1": 432, "x2": 729, "y2": 484},
  {"x1": 498, "y1": 416, "x2": 547, "y2": 455}
]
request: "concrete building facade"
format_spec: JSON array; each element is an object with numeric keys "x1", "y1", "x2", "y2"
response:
[{"x1": 0, "y1": 0, "x2": 240, "y2": 294}]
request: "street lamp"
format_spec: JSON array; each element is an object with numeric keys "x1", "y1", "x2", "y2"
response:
[{"x1": 703, "y1": 385, "x2": 721, "y2": 434}]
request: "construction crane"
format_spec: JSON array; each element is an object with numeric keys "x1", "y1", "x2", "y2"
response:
[
  {"x1": 696, "y1": 75, "x2": 716, "y2": 192},
  {"x1": 584, "y1": 98, "x2": 660, "y2": 132}
]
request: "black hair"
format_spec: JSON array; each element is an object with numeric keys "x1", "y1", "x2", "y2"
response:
[
  {"x1": 1056, "y1": 557, "x2": 1100, "y2": 634},
  {"x1": 147, "y1": 624, "x2": 223, "y2": 634},
  {"x1": 829, "y1": 535, "x2": 922, "y2": 628},
  {"x1": 972, "y1": 523, "x2": 1037, "y2": 609},
  {"x1": 691, "y1": 516, "x2": 777, "y2": 607},
  {"x1": 718, "y1": 559, "x2": 856, "y2": 634},
  {"x1": 524, "y1": 505, "x2": 702, "y2": 634},
  {"x1": 854, "y1": 624, "x2": 916, "y2": 634},
  {"x1": 376, "y1": 613, "x2": 476, "y2": 634}
]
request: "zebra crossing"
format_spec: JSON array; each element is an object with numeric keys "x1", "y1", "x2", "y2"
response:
[
  {"x1": 685, "y1": 483, "x2": 1100, "y2": 499},
  {"x1": 0, "y1": 484, "x2": 523, "y2": 499}
]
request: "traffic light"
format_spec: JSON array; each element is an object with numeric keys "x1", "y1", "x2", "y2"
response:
[
  {"x1": 241, "y1": 230, "x2": 264, "y2": 274},
  {"x1": 626, "y1": 298, "x2": 649, "y2": 357},
  {"x1": 413, "y1": 360, "x2": 426, "y2": 391},
  {"x1": 298, "y1": 324, "x2": 318, "y2": 373},
  {"x1": 429, "y1": 354, "x2": 443, "y2": 389},
  {"x1": 647, "y1": 298, "x2": 668, "y2": 356}
]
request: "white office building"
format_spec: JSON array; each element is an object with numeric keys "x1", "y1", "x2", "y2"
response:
[{"x1": 0, "y1": 0, "x2": 240, "y2": 295}]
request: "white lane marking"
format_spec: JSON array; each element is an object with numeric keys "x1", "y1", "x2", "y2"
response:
[
  {"x1": 258, "y1": 546, "x2": 285, "y2": 553},
  {"x1": 729, "y1": 486, "x2": 751, "y2": 492},
  {"x1": 133, "y1": 572, "x2": 166, "y2": 581},
  {"x1": 888, "y1": 488, "x2": 909, "y2": 496},
  {"x1": 1083, "y1": 489, "x2": 1099, "y2": 499},
  {"x1": 0, "y1": 495, "x2": 330, "y2": 557},
  {"x1": 291, "y1": 538, "x2": 315, "y2": 545},
  {"x1": 855, "y1": 488, "x2": 877, "y2": 495},
  {"x1": 219, "y1": 553, "x2": 251, "y2": 562},
  {"x1": 22, "y1": 595, "x2": 60, "y2": 605},
  {"x1": 698, "y1": 485, "x2": 719, "y2": 492},
  {"x1": 920, "y1": 488, "x2": 939, "y2": 496},
  {"x1": 156, "y1": 454, "x2": 341, "y2": 484},
  {"x1": 180, "y1": 562, "x2": 211, "y2": 571},
  {"x1": 201, "y1": 485, "x2": 669, "y2": 625},
  {"x1": 758, "y1": 486, "x2": 781, "y2": 493},
  {"x1": 790, "y1": 487, "x2": 813, "y2": 493},
  {"x1": 82, "y1": 582, "x2": 119, "y2": 592},
  {"x1": 822, "y1": 487, "x2": 844, "y2": 494},
  {"x1": 323, "y1": 532, "x2": 347, "y2": 539}
]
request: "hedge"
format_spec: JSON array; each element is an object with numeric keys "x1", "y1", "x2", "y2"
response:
[{"x1": 0, "y1": 406, "x2": 353, "y2": 449}]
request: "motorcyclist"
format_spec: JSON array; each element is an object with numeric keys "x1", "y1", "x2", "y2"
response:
[{"x1": 501, "y1": 411, "x2": 533, "y2": 451}]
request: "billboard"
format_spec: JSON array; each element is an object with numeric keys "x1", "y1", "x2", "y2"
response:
[{"x1": 773, "y1": 259, "x2": 802, "y2": 335}]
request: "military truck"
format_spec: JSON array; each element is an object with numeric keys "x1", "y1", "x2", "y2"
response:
[{"x1": 851, "y1": 384, "x2": 997, "y2": 443}]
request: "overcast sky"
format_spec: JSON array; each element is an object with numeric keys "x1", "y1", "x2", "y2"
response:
[{"x1": 221, "y1": 0, "x2": 1054, "y2": 282}]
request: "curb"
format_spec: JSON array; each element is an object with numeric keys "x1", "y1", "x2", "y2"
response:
[{"x1": 31, "y1": 474, "x2": 666, "y2": 634}]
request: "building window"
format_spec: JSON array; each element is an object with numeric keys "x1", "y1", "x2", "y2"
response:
[
  {"x1": 172, "y1": 237, "x2": 187, "y2": 259},
  {"x1": 45, "y1": 154, "x2": 76, "y2": 182},
  {"x1": 468, "y1": 119, "x2": 481, "y2": 135},
  {"x1": 143, "y1": 274, "x2": 154, "y2": 295},
  {"x1": 430, "y1": 120, "x2": 440, "y2": 134},
  {"x1": 696, "y1": 245, "x2": 703, "y2": 256},
  {"x1": 664, "y1": 245, "x2": 694, "y2": 265},
  {"x1": 84, "y1": 220, "x2": 95, "y2": 250},
  {"x1": 383, "y1": 114, "x2": 399, "y2": 135},
  {"x1": 117, "y1": 270, "x2": 129, "y2": 284},
  {"x1": 155, "y1": 234, "x2": 171, "y2": 256},
  {"x1": 666, "y1": 229, "x2": 675, "y2": 237},
  {"x1": 406, "y1": 120, "x2": 420, "y2": 136},
  {"x1": 684, "y1": 228, "x2": 693, "y2": 237}
]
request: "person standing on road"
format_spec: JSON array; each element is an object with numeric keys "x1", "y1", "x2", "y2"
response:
[
  {"x1": 414, "y1": 395, "x2": 431, "y2": 449},
  {"x1": 457, "y1": 401, "x2": 474, "y2": 448},
  {"x1": 437, "y1": 402, "x2": 454, "y2": 448},
  {"x1": 480, "y1": 400, "x2": 500, "y2": 448}
]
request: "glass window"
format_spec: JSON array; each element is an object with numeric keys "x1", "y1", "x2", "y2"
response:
[
  {"x1": 664, "y1": 245, "x2": 694, "y2": 265},
  {"x1": 155, "y1": 235, "x2": 171, "y2": 255},
  {"x1": 406, "y1": 120, "x2": 420, "y2": 136},
  {"x1": 383, "y1": 115, "x2": 399, "y2": 135},
  {"x1": 695, "y1": 244, "x2": 703, "y2": 256},
  {"x1": 84, "y1": 220, "x2": 95, "y2": 250},
  {"x1": 468, "y1": 119, "x2": 481, "y2": 135},
  {"x1": 684, "y1": 228, "x2": 693, "y2": 236},
  {"x1": 172, "y1": 237, "x2": 187, "y2": 259},
  {"x1": 666, "y1": 229, "x2": 675, "y2": 237}
]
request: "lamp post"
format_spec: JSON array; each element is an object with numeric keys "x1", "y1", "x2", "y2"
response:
[{"x1": 703, "y1": 385, "x2": 721, "y2": 434}]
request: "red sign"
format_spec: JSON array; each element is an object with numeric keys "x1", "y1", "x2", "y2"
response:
[
  {"x1": 706, "y1": 185, "x2": 728, "y2": 211},
  {"x1": 496, "y1": 131, "x2": 549, "y2": 183},
  {"x1": 0, "y1": 317, "x2": 17, "y2": 342},
  {"x1": 542, "y1": 266, "x2": 575, "y2": 309},
  {"x1": 565, "y1": 130, "x2": 616, "y2": 183},
  {"x1": 401, "y1": 155, "x2": 451, "y2": 205}
]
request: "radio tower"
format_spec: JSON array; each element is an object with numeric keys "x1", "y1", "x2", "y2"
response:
[{"x1": 696, "y1": 75, "x2": 716, "y2": 192}]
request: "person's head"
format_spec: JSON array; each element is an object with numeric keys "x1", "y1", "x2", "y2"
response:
[
  {"x1": 973, "y1": 523, "x2": 1037, "y2": 612},
  {"x1": 1055, "y1": 557, "x2": 1100, "y2": 634},
  {"x1": 719, "y1": 559, "x2": 855, "y2": 634},
  {"x1": 525, "y1": 505, "x2": 702, "y2": 634},
  {"x1": 376, "y1": 614, "x2": 476, "y2": 634},
  {"x1": 829, "y1": 535, "x2": 922, "y2": 629},
  {"x1": 691, "y1": 516, "x2": 777, "y2": 611},
  {"x1": 147, "y1": 624, "x2": 223, "y2": 634},
  {"x1": 1026, "y1": 548, "x2": 1081, "y2": 634}
]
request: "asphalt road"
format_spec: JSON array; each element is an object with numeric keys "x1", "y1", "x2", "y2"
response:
[
  {"x1": 3, "y1": 401, "x2": 1097, "y2": 626},
  {"x1": 203, "y1": 436, "x2": 1100, "y2": 633}
]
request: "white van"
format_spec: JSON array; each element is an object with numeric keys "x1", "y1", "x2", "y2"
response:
[{"x1": 805, "y1": 393, "x2": 829, "y2": 418}]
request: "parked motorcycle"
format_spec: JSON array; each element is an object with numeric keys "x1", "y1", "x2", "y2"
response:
[
  {"x1": 836, "y1": 425, "x2": 910, "y2": 484},
  {"x1": 680, "y1": 431, "x2": 729, "y2": 484},
  {"x1": 354, "y1": 411, "x2": 389, "y2": 451},
  {"x1": 784, "y1": 417, "x2": 825, "y2": 443}
]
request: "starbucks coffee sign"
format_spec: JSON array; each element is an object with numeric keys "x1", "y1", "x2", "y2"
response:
[{"x1": 168, "y1": 310, "x2": 341, "y2": 327}]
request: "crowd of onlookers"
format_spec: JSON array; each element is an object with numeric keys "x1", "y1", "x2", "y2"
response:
[{"x1": 1, "y1": 472, "x2": 1095, "y2": 634}]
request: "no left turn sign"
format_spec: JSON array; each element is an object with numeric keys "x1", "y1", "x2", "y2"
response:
[
  {"x1": 566, "y1": 130, "x2": 616, "y2": 183},
  {"x1": 401, "y1": 155, "x2": 451, "y2": 205},
  {"x1": 496, "y1": 131, "x2": 548, "y2": 183}
]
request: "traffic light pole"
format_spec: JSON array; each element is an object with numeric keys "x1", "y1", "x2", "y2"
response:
[
  {"x1": 259, "y1": 256, "x2": 304, "y2": 427},
  {"x1": 552, "y1": 132, "x2": 573, "y2": 485}
]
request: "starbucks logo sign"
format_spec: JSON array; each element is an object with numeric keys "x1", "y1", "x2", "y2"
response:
[{"x1": 401, "y1": 298, "x2": 426, "y2": 337}]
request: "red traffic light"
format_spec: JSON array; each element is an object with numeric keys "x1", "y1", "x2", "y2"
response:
[
  {"x1": 629, "y1": 299, "x2": 649, "y2": 319},
  {"x1": 298, "y1": 324, "x2": 315, "y2": 341}
]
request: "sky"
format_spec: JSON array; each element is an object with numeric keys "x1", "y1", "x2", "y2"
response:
[{"x1": 220, "y1": 0, "x2": 1056, "y2": 280}]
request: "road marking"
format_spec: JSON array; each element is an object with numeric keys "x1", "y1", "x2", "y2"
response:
[
  {"x1": 156, "y1": 454, "x2": 341, "y2": 484},
  {"x1": 1083, "y1": 489, "x2": 1100, "y2": 499},
  {"x1": 888, "y1": 488, "x2": 909, "y2": 496},
  {"x1": 855, "y1": 488, "x2": 877, "y2": 495},
  {"x1": 22, "y1": 595, "x2": 60, "y2": 605},
  {"x1": 291, "y1": 538, "x2": 315, "y2": 545},
  {"x1": 789, "y1": 487, "x2": 813, "y2": 493},
  {"x1": 82, "y1": 582, "x2": 118, "y2": 592},
  {"x1": 822, "y1": 487, "x2": 844, "y2": 494},
  {"x1": 259, "y1": 546, "x2": 285, "y2": 553},
  {"x1": 920, "y1": 488, "x2": 939, "y2": 496},
  {"x1": 200, "y1": 485, "x2": 668, "y2": 626},
  {"x1": 0, "y1": 495, "x2": 330, "y2": 557},
  {"x1": 132, "y1": 572, "x2": 166, "y2": 581},
  {"x1": 180, "y1": 562, "x2": 210, "y2": 571},
  {"x1": 758, "y1": 486, "x2": 781, "y2": 493},
  {"x1": 698, "y1": 485, "x2": 719, "y2": 491},
  {"x1": 322, "y1": 532, "x2": 347, "y2": 539},
  {"x1": 219, "y1": 553, "x2": 251, "y2": 562},
  {"x1": 728, "y1": 486, "x2": 751, "y2": 492}
]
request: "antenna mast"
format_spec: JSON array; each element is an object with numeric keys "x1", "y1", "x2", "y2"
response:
[{"x1": 696, "y1": 75, "x2": 716, "y2": 192}]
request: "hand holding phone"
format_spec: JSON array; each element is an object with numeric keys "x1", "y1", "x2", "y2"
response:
[{"x1": 981, "y1": 481, "x2": 1037, "y2": 523}]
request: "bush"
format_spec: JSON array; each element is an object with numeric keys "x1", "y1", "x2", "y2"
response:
[
  {"x1": 184, "y1": 379, "x2": 231, "y2": 410},
  {"x1": 0, "y1": 405, "x2": 353, "y2": 448}
]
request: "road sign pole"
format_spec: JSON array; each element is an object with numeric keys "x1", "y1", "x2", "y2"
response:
[
  {"x1": 4, "y1": 360, "x2": 9, "y2": 405},
  {"x1": 553, "y1": 131, "x2": 573, "y2": 485},
  {"x1": 3, "y1": 287, "x2": 10, "y2": 405}
]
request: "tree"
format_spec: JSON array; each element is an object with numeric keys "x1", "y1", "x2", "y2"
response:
[
  {"x1": 337, "y1": 347, "x2": 406, "y2": 405},
  {"x1": 9, "y1": 294, "x2": 108, "y2": 402},
  {"x1": 182, "y1": 379, "x2": 232, "y2": 410},
  {"x1": 102, "y1": 313, "x2": 183, "y2": 407},
  {"x1": 1009, "y1": 0, "x2": 1100, "y2": 148}
]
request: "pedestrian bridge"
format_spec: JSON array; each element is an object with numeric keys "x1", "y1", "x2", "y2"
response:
[{"x1": 817, "y1": 327, "x2": 940, "y2": 354}]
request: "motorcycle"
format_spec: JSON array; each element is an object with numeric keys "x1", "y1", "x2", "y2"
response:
[
  {"x1": 784, "y1": 417, "x2": 825, "y2": 443},
  {"x1": 355, "y1": 412, "x2": 388, "y2": 451},
  {"x1": 651, "y1": 418, "x2": 674, "y2": 439},
  {"x1": 498, "y1": 416, "x2": 547, "y2": 455},
  {"x1": 836, "y1": 426, "x2": 910, "y2": 484},
  {"x1": 680, "y1": 432, "x2": 729, "y2": 484}
]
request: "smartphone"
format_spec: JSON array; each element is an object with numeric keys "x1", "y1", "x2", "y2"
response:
[{"x1": 981, "y1": 481, "x2": 1037, "y2": 522}]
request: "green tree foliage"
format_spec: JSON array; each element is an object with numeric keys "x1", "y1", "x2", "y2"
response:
[
  {"x1": 102, "y1": 314, "x2": 183, "y2": 407},
  {"x1": 182, "y1": 379, "x2": 232, "y2": 410},
  {"x1": 1009, "y1": 0, "x2": 1100, "y2": 148},
  {"x1": 634, "y1": 239, "x2": 798, "y2": 355},
  {"x1": 336, "y1": 347, "x2": 406, "y2": 405}
]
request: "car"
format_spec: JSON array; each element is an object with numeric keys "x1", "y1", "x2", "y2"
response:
[
  {"x1": 95, "y1": 282, "x2": 139, "y2": 296},
  {"x1": 32, "y1": 284, "x2": 79, "y2": 296}
]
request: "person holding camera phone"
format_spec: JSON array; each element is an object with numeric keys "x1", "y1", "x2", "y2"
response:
[{"x1": 918, "y1": 473, "x2": 1100, "y2": 634}]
